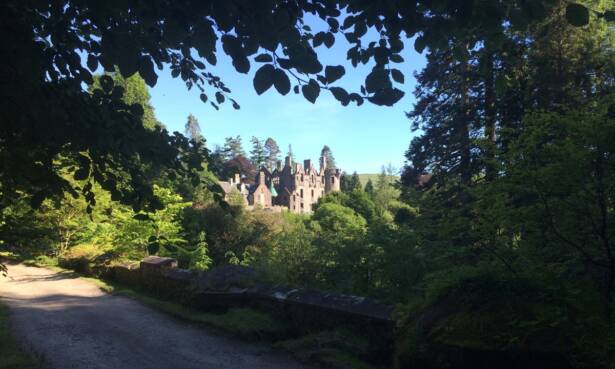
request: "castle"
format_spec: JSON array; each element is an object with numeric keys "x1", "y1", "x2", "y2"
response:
[{"x1": 219, "y1": 154, "x2": 342, "y2": 213}]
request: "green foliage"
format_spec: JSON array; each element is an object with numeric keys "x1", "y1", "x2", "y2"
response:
[
  {"x1": 91, "y1": 72, "x2": 162, "y2": 130},
  {"x1": 249, "y1": 136, "x2": 267, "y2": 168},
  {"x1": 184, "y1": 114, "x2": 202, "y2": 143}
]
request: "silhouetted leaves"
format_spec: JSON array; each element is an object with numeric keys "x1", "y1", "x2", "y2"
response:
[
  {"x1": 273, "y1": 69, "x2": 290, "y2": 95},
  {"x1": 365, "y1": 69, "x2": 391, "y2": 93},
  {"x1": 325, "y1": 65, "x2": 345, "y2": 84},
  {"x1": 391, "y1": 69, "x2": 404, "y2": 84},
  {"x1": 138, "y1": 56, "x2": 157, "y2": 87},
  {"x1": 302, "y1": 79, "x2": 320, "y2": 103},
  {"x1": 254, "y1": 53, "x2": 273, "y2": 63},
  {"x1": 330, "y1": 87, "x2": 349, "y2": 105},
  {"x1": 566, "y1": 3, "x2": 590, "y2": 27},
  {"x1": 253, "y1": 64, "x2": 275, "y2": 95}
]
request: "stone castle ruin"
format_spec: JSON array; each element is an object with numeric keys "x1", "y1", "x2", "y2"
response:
[{"x1": 219, "y1": 153, "x2": 342, "y2": 213}]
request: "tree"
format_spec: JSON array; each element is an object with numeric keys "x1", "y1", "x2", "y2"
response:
[
  {"x1": 341, "y1": 172, "x2": 361, "y2": 193},
  {"x1": 223, "y1": 155, "x2": 255, "y2": 184},
  {"x1": 249, "y1": 137, "x2": 267, "y2": 169},
  {"x1": 264, "y1": 138, "x2": 281, "y2": 170},
  {"x1": 364, "y1": 179, "x2": 375, "y2": 196},
  {"x1": 320, "y1": 145, "x2": 336, "y2": 169},
  {"x1": 184, "y1": 114, "x2": 203, "y2": 143},
  {"x1": 1, "y1": 0, "x2": 607, "y2": 216},
  {"x1": 222, "y1": 136, "x2": 245, "y2": 160},
  {"x1": 311, "y1": 202, "x2": 372, "y2": 293}
]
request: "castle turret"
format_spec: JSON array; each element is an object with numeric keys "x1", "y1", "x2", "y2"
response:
[{"x1": 324, "y1": 168, "x2": 342, "y2": 193}]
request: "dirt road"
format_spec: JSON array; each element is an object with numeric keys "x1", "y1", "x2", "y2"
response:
[{"x1": 0, "y1": 263, "x2": 315, "y2": 369}]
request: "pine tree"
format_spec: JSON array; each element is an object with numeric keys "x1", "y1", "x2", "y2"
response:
[
  {"x1": 184, "y1": 114, "x2": 202, "y2": 143},
  {"x1": 249, "y1": 136, "x2": 267, "y2": 169},
  {"x1": 320, "y1": 145, "x2": 336, "y2": 169},
  {"x1": 342, "y1": 172, "x2": 362, "y2": 192},
  {"x1": 264, "y1": 138, "x2": 281, "y2": 170},
  {"x1": 222, "y1": 136, "x2": 245, "y2": 160},
  {"x1": 364, "y1": 179, "x2": 374, "y2": 195}
]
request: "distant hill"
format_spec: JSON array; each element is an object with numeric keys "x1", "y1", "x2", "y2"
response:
[{"x1": 357, "y1": 173, "x2": 400, "y2": 187}]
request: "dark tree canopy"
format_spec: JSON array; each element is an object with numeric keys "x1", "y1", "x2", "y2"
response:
[{"x1": 1, "y1": 0, "x2": 610, "y2": 210}]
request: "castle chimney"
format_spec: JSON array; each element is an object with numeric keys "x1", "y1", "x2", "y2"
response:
[
  {"x1": 259, "y1": 171, "x2": 265, "y2": 185},
  {"x1": 285, "y1": 155, "x2": 292, "y2": 167},
  {"x1": 304, "y1": 159, "x2": 312, "y2": 170},
  {"x1": 234, "y1": 173, "x2": 240, "y2": 184}
]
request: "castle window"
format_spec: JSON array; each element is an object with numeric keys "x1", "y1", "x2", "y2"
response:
[
  {"x1": 300, "y1": 188, "x2": 303, "y2": 198},
  {"x1": 311, "y1": 189, "x2": 314, "y2": 197},
  {"x1": 322, "y1": 177, "x2": 325, "y2": 184},
  {"x1": 331, "y1": 177, "x2": 335, "y2": 184}
]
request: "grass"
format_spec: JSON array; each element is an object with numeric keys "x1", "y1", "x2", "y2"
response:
[
  {"x1": 357, "y1": 173, "x2": 400, "y2": 187},
  {"x1": 111, "y1": 288, "x2": 287, "y2": 340},
  {"x1": 275, "y1": 329, "x2": 379, "y2": 369},
  {"x1": 0, "y1": 304, "x2": 43, "y2": 369}
]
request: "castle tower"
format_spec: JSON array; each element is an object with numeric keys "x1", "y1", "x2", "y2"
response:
[{"x1": 324, "y1": 168, "x2": 341, "y2": 193}]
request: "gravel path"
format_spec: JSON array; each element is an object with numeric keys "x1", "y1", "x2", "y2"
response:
[{"x1": 0, "y1": 263, "x2": 315, "y2": 369}]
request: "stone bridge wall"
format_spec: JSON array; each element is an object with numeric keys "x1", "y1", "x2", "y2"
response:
[{"x1": 102, "y1": 256, "x2": 394, "y2": 359}]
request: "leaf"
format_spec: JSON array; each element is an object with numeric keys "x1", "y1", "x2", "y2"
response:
[
  {"x1": 200, "y1": 93, "x2": 208, "y2": 103},
  {"x1": 133, "y1": 214, "x2": 151, "y2": 221},
  {"x1": 365, "y1": 68, "x2": 391, "y2": 93},
  {"x1": 273, "y1": 68, "x2": 290, "y2": 95},
  {"x1": 74, "y1": 168, "x2": 89, "y2": 181},
  {"x1": 138, "y1": 56, "x2": 157, "y2": 87},
  {"x1": 390, "y1": 54, "x2": 404, "y2": 63},
  {"x1": 603, "y1": 10, "x2": 615, "y2": 22},
  {"x1": 367, "y1": 88, "x2": 404, "y2": 106},
  {"x1": 324, "y1": 32, "x2": 335, "y2": 48},
  {"x1": 302, "y1": 79, "x2": 320, "y2": 103},
  {"x1": 414, "y1": 36, "x2": 426, "y2": 53},
  {"x1": 253, "y1": 64, "x2": 275, "y2": 95},
  {"x1": 391, "y1": 69, "x2": 404, "y2": 84},
  {"x1": 293, "y1": 85, "x2": 299, "y2": 94},
  {"x1": 565, "y1": 3, "x2": 590, "y2": 27},
  {"x1": 327, "y1": 18, "x2": 339, "y2": 31},
  {"x1": 130, "y1": 103, "x2": 144, "y2": 116},
  {"x1": 254, "y1": 53, "x2": 273, "y2": 62},
  {"x1": 232, "y1": 56, "x2": 250, "y2": 74},
  {"x1": 313, "y1": 32, "x2": 326, "y2": 47},
  {"x1": 329, "y1": 87, "x2": 349, "y2": 105},
  {"x1": 215, "y1": 91, "x2": 225, "y2": 103},
  {"x1": 86, "y1": 54, "x2": 98, "y2": 72},
  {"x1": 325, "y1": 65, "x2": 345, "y2": 84},
  {"x1": 100, "y1": 75, "x2": 114, "y2": 93},
  {"x1": 147, "y1": 242, "x2": 160, "y2": 255}
]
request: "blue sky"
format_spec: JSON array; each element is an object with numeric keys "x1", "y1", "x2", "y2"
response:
[{"x1": 148, "y1": 21, "x2": 426, "y2": 174}]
